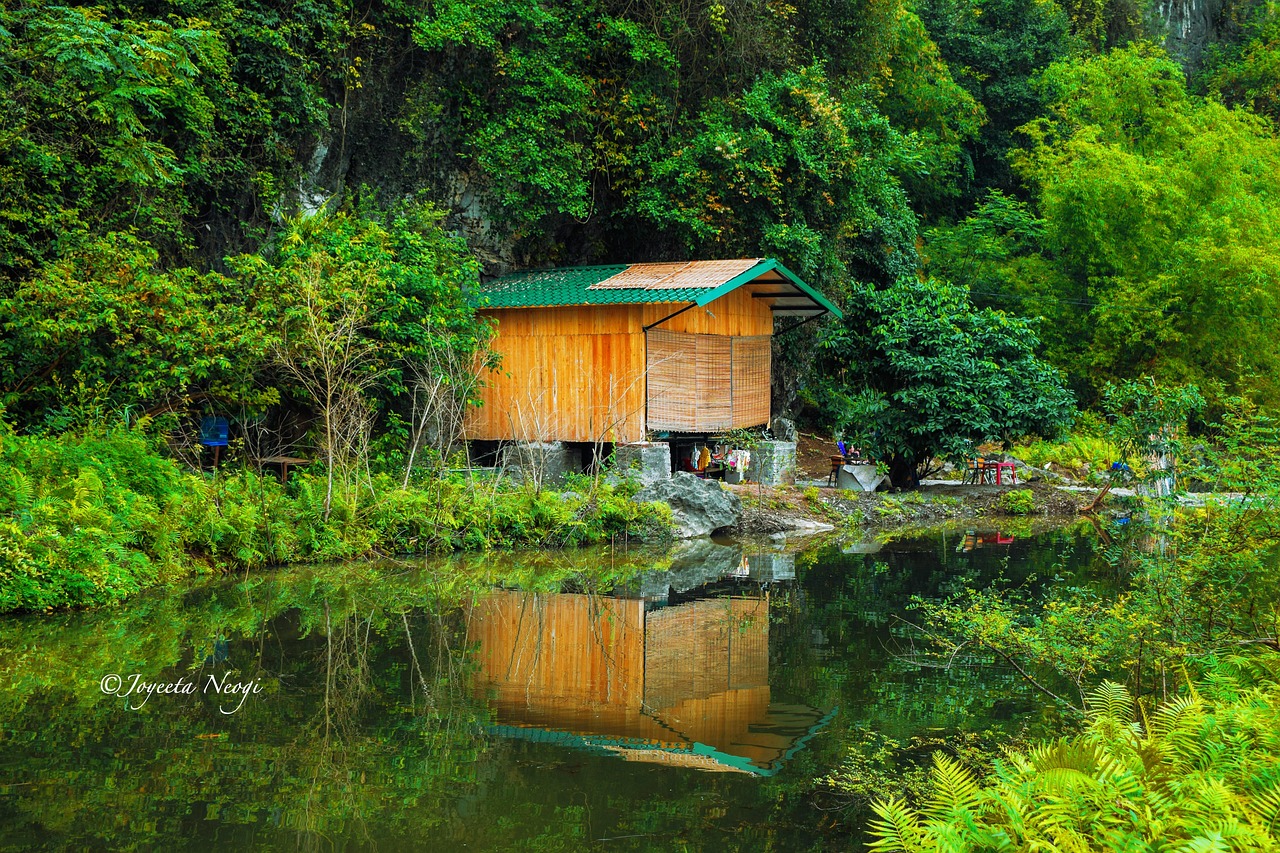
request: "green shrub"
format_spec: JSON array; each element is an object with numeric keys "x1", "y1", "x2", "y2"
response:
[
  {"x1": 996, "y1": 488, "x2": 1037, "y2": 515},
  {"x1": 0, "y1": 423, "x2": 674, "y2": 613},
  {"x1": 0, "y1": 425, "x2": 197, "y2": 611},
  {"x1": 1013, "y1": 432, "x2": 1123, "y2": 474},
  {"x1": 869, "y1": 656, "x2": 1280, "y2": 852}
]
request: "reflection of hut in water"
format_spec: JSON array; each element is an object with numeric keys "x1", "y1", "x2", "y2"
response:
[{"x1": 466, "y1": 590, "x2": 831, "y2": 774}]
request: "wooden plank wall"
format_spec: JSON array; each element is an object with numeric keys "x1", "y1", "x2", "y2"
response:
[
  {"x1": 466, "y1": 590, "x2": 646, "y2": 714},
  {"x1": 644, "y1": 287, "x2": 774, "y2": 336},
  {"x1": 467, "y1": 590, "x2": 813, "y2": 768},
  {"x1": 466, "y1": 306, "x2": 648, "y2": 443}
]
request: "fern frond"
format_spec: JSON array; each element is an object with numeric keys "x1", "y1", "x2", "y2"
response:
[
  {"x1": 869, "y1": 795, "x2": 924, "y2": 852},
  {"x1": 1249, "y1": 780, "x2": 1280, "y2": 824},
  {"x1": 923, "y1": 753, "x2": 985, "y2": 822},
  {"x1": 1151, "y1": 694, "x2": 1204, "y2": 738},
  {"x1": 6, "y1": 470, "x2": 32, "y2": 511},
  {"x1": 1087, "y1": 681, "x2": 1135, "y2": 724}
]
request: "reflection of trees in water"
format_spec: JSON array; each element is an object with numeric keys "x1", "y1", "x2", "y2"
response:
[
  {"x1": 0, "y1": 568, "x2": 491, "y2": 849},
  {"x1": 296, "y1": 600, "x2": 376, "y2": 849},
  {"x1": 0, "y1": 530, "x2": 1108, "y2": 849},
  {"x1": 291, "y1": 582, "x2": 485, "y2": 850}
]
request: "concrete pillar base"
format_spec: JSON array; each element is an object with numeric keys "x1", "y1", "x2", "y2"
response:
[
  {"x1": 613, "y1": 442, "x2": 672, "y2": 486},
  {"x1": 501, "y1": 441, "x2": 581, "y2": 486},
  {"x1": 753, "y1": 441, "x2": 797, "y2": 487}
]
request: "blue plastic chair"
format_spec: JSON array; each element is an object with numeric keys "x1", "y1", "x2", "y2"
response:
[
  {"x1": 200, "y1": 417, "x2": 229, "y2": 447},
  {"x1": 200, "y1": 417, "x2": 229, "y2": 469}
]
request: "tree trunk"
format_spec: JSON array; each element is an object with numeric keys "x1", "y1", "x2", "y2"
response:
[{"x1": 888, "y1": 454, "x2": 919, "y2": 489}]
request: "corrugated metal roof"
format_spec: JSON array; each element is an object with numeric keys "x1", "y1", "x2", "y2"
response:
[
  {"x1": 475, "y1": 258, "x2": 843, "y2": 318},
  {"x1": 589, "y1": 259, "x2": 761, "y2": 290}
]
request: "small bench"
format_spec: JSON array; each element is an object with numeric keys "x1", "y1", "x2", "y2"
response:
[{"x1": 258, "y1": 455, "x2": 310, "y2": 483}]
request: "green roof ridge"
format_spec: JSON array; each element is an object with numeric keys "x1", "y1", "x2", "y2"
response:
[{"x1": 473, "y1": 258, "x2": 842, "y2": 319}]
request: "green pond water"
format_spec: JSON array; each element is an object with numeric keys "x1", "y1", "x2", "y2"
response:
[{"x1": 0, "y1": 522, "x2": 1101, "y2": 851}]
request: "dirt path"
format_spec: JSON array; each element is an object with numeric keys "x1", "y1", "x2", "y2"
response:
[{"x1": 724, "y1": 479, "x2": 1104, "y2": 535}]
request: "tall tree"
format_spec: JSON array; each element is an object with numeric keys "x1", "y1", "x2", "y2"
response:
[
  {"x1": 813, "y1": 276, "x2": 1074, "y2": 487},
  {"x1": 929, "y1": 45, "x2": 1280, "y2": 407}
]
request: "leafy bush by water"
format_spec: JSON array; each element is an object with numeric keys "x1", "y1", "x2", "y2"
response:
[
  {"x1": 995, "y1": 488, "x2": 1037, "y2": 515},
  {"x1": 0, "y1": 425, "x2": 671, "y2": 612},
  {"x1": 869, "y1": 655, "x2": 1280, "y2": 852}
]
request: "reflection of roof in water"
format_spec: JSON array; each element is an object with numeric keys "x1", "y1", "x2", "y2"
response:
[{"x1": 489, "y1": 705, "x2": 837, "y2": 776}]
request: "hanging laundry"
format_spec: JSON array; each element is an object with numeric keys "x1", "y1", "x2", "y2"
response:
[{"x1": 698, "y1": 445, "x2": 711, "y2": 470}]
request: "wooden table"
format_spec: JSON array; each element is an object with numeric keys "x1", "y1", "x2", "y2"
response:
[{"x1": 258, "y1": 456, "x2": 310, "y2": 483}]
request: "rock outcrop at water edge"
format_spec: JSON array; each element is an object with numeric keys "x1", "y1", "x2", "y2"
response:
[{"x1": 636, "y1": 472, "x2": 743, "y2": 538}]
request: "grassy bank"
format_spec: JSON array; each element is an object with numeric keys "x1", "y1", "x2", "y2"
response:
[{"x1": 0, "y1": 426, "x2": 670, "y2": 613}]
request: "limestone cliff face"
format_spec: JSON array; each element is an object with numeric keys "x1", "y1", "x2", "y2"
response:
[
  {"x1": 282, "y1": 50, "x2": 631, "y2": 279},
  {"x1": 1152, "y1": 0, "x2": 1228, "y2": 68},
  {"x1": 278, "y1": 52, "x2": 528, "y2": 276}
]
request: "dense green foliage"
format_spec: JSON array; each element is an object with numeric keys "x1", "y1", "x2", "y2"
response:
[
  {"x1": 1200, "y1": 0, "x2": 1280, "y2": 123},
  {"x1": 0, "y1": 204, "x2": 487, "y2": 432},
  {"x1": 0, "y1": 0, "x2": 1275, "y2": 416},
  {"x1": 813, "y1": 276, "x2": 1074, "y2": 485},
  {"x1": 927, "y1": 46, "x2": 1280, "y2": 406},
  {"x1": 0, "y1": 425, "x2": 670, "y2": 612},
  {"x1": 2, "y1": 0, "x2": 1280, "y2": 846},
  {"x1": 907, "y1": 397, "x2": 1278, "y2": 703},
  {"x1": 870, "y1": 661, "x2": 1280, "y2": 851}
]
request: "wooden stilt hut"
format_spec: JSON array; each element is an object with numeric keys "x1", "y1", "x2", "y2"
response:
[
  {"x1": 466, "y1": 589, "x2": 832, "y2": 774},
  {"x1": 466, "y1": 259, "x2": 842, "y2": 445}
]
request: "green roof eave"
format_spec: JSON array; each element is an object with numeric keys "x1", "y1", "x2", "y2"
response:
[
  {"x1": 472, "y1": 258, "x2": 844, "y2": 317},
  {"x1": 693, "y1": 259, "x2": 844, "y2": 319}
]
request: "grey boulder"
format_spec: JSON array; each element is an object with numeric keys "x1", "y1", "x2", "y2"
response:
[{"x1": 636, "y1": 472, "x2": 743, "y2": 538}]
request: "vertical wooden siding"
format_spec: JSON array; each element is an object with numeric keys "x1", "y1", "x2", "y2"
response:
[
  {"x1": 467, "y1": 590, "x2": 821, "y2": 769},
  {"x1": 466, "y1": 306, "x2": 648, "y2": 443},
  {"x1": 466, "y1": 590, "x2": 647, "y2": 716},
  {"x1": 643, "y1": 287, "x2": 774, "y2": 336}
]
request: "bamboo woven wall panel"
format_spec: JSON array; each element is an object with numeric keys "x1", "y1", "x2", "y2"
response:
[
  {"x1": 644, "y1": 329, "x2": 696, "y2": 432},
  {"x1": 647, "y1": 331, "x2": 772, "y2": 432},
  {"x1": 731, "y1": 336, "x2": 771, "y2": 428},
  {"x1": 696, "y1": 334, "x2": 733, "y2": 431}
]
